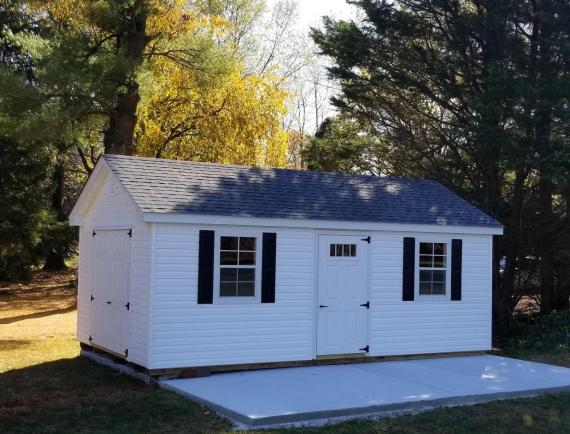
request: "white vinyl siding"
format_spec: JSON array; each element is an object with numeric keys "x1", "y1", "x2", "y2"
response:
[
  {"x1": 148, "y1": 225, "x2": 492, "y2": 369},
  {"x1": 76, "y1": 171, "x2": 151, "y2": 366},
  {"x1": 369, "y1": 232, "x2": 492, "y2": 356},
  {"x1": 148, "y1": 224, "x2": 315, "y2": 369}
]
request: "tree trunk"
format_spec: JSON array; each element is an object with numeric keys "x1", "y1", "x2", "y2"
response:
[
  {"x1": 103, "y1": 82, "x2": 140, "y2": 155},
  {"x1": 500, "y1": 168, "x2": 526, "y2": 323},
  {"x1": 537, "y1": 177, "x2": 555, "y2": 313},
  {"x1": 43, "y1": 146, "x2": 67, "y2": 271},
  {"x1": 43, "y1": 249, "x2": 67, "y2": 270},
  {"x1": 533, "y1": 1, "x2": 558, "y2": 314},
  {"x1": 103, "y1": 2, "x2": 148, "y2": 155},
  {"x1": 480, "y1": 1, "x2": 509, "y2": 331},
  {"x1": 553, "y1": 188, "x2": 570, "y2": 310}
]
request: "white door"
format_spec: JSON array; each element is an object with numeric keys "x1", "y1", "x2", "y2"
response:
[
  {"x1": 90, "y1": 229, "x2": 131, "y2": 357},
  {"x1": 317, "y1": 235, "x2": 369, "y2": 356}
]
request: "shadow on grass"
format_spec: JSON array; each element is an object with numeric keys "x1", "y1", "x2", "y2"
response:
[
  {"x1": 0, "y1": 356, "x2": 231, "y2": 434},
  {"x1": 0, "y1": 303, "x2": 77, "y2": 324}
]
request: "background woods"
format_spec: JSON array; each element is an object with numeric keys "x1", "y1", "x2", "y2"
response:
[
  {"x1": 309, "y1": 0, "x2": 570, "y2": 329},
  {"x1": 1, "y1": 0, "x2": 569, "y2": 333}
]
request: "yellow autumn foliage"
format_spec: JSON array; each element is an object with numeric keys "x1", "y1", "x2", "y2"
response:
[
  {"x1": 137, "y1": 62, "x2": 288, "y2": 166},
  {"x1": 136, "y1": 1, "x2": 289, "y2": 167}
]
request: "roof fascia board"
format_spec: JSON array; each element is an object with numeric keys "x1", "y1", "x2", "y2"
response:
[{"x1": 142, "y1": 212, "x2": 504, "y2": 235}]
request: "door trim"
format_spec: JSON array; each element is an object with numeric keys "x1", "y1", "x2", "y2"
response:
[{"x1": 314, "y1": 233, "x2": 371, "y2": 357}]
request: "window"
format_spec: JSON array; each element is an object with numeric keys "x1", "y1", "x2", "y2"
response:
[
  {"x1": 219, "y1": 236, "x2": 257, "y2": 297},
  {"x1": 330, "y1": 244, "x2": 357, "y2": 257},
  {"x1": 419, "y1": 242, "x2": 447, "y2": 295}
]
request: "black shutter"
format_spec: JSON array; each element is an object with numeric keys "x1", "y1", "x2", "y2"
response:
[
  {"x1": 403, "y1": 237, "x2": 415, "y2": 301},
  {"x1": 261, "y1": 233, "x2": 277, "y2": 303},
  {"x1": 451, "y1": 239, "x2": 463, "y2": 301},
  {"x1": 197, "y1": 230, "x2": 215, "y2": 304}
]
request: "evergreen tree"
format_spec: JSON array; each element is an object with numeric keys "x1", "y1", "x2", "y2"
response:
[{"x1": 312, "y1": 0, "x2": 570, "y2": 325}]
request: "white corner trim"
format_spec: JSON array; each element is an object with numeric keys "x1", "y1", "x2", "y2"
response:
[
  {"x1": 142, "y1": 213, "x2": 504, "y2": 235},
  {"x1": 147, "y1": 222, "x2": 156, "y2": 369}
]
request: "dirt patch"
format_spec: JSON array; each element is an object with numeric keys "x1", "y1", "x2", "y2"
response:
[{"x1": 0, "y1": 270, "x2": 76, "y2": 317}]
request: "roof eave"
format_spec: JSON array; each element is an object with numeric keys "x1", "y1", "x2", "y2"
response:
[{"x1": 142, "y1": 212, "x2": 504, "y2": 235}]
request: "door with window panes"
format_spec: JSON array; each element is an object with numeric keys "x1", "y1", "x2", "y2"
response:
[{"x1": 317, "y1": 235, "x2": 369, "y2": 356}]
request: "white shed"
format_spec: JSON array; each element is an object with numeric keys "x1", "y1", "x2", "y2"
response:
[{"x1": 69, "y1": 155, "x2": 503, "y2": 373}]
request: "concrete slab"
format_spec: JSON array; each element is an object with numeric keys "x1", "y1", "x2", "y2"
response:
[{"x1": 160, "y1": 355, "x2": 570, "y2": 428}]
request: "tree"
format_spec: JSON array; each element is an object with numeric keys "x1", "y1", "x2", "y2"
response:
[
  {"x1": 1, "y1": 0, "x2": 296, "y2": 278},
  {"x1": 312, "y1": 0, "x2": 570, "y2": 326},
  {"x1": 0, "y1": 2, "x2": 54, "y2": 279},
  {"x1": 135, "y1": 1, "x2": 289, "y2": 166},
  {"x1": 302, "y1": 116, "x2": 378, "y2": 174}
]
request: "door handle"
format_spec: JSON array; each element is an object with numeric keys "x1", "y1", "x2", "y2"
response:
[
  {"x1": 319, "y1": 304, "x2": 328, "y2": 308},
  {"x1": 106, "y1": 301, "x2": 112, "y2": 305},
  {"x1": 360, "y1": 301, "x2": 370, "y2": 309}
]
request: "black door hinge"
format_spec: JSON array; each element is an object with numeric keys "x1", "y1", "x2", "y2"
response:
[
  {"x1": 124, "y1": 348, "x2": 128, "y2": 358},
  {"x1": 92, "y1": 230, "x2": 96, "y2": 237},
  {"x1": 361, "y1": 236, "x2": 371, "y2": 243},
  {"x1": 127, "y1": 229, "x2": 132, "y2": 237},
  {"x1": 360, "y1": 301, "x2": 370, "y2": 309},
  {"x1": 359, "y1": 345, "x2": 369, "y2": 353},
  {"x1": 90, "y1": 294, "x2": 94, "y2": 302},
  {"x1": 88, "y1": 335, "x2": 93, "y2": 343},
  {"x1": 125, "y1": 302, "x2": 130, "y2": 311}
]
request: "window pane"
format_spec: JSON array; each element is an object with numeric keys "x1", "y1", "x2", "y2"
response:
[
  {"x1": 239, "y1": 251, "x2": 255, "y2": 265},
  {"x1": 237, "y1": 281, "x2": 255, "y2": 296},
  {"x1": 420, "y1": 242, "x2": 433, "y2": 254},
  {"x1": 220, "y1": 282, "x2": 236, "y2": 296},
  {"x1": 434, "y1": 243, "x2": 447, "y2": 255},
  {"x1": 221, "y1": 236, "x2": 238, "y2": 250},
  {"x1": 419, "y1": 255, "x2": 433, "y2": 267},
  {"x1": 330, "y1": 244, "x2": 335, "y2": 256},
  {"x1": 432, "y1": 270, "x2": 446, "y2": 282},
  {"x1": 419, "y1": 270, "x2": 432, "y2": 282},
  {"x1": 220, "y1": 251, "x2": 238, "y2": 265},
  {"x1": 419, "y1": 281, "x2": 431, "y2": 295},
  {"x1": 220, "y1": 268, "x2": 238, "y2": 282},
  {"x1": 238, "y1": 268, "x2": 255, "y2": 282},
  {"x1": 239, "y1": 237, "x2": 256, "y2": 251},
  {"x1": 350, "y1": 245, "x2": 357, "y2": 257},
  {"x1": 432, "y1": 282, "x2": 446, "y2": 295},
  {"x1": 336, "y1": 244, "x2": 343, "y2": 256},
  {"x1": 433, "y1": 255, "x2": 446, "y2": 268}
]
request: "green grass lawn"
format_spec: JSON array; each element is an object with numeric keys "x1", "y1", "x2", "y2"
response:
[{"x1": 1, "y1": 270, "x2": 569, "y2": 433}]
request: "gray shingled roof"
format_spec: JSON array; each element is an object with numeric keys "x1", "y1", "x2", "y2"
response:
[{"x1": 102, "y1": 155, "x2": 502, "y2": 228}]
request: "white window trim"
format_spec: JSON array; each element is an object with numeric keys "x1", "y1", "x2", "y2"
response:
[
  {"x1": 415, "y1": 237, "x2": 451, "y2": 301},
  {"x1": 213, "y1": 230, "x2": 263, "y2": 305}
]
